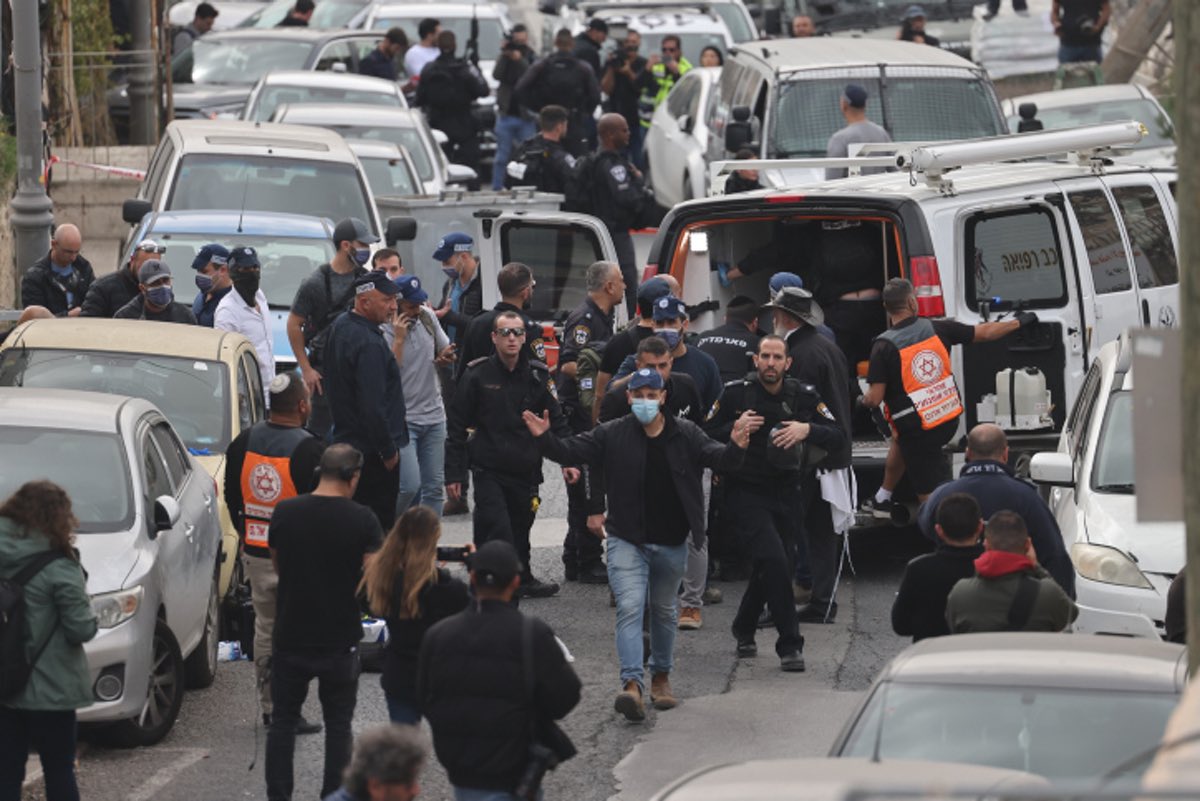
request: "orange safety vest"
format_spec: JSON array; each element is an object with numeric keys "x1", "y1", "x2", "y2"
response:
[
  {"x1": 876, "y1": 317, "x2": 963, "y2": 433},
  {"x1": 239, "y1": 423, "x2": 312, "y2": 552}
]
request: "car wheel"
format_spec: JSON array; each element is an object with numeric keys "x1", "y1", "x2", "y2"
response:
[
  {"x1": 185, "y1": 564, "x2": 220, "y2": 689},
  {"x1": 107, "y1": 618, "x2": 186, "y2": 747}
]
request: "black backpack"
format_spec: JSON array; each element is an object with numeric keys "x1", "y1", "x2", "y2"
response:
[
  {"x1": 540, "y1": 54, "x2": 584, "y2": 111},
  {"x1": 0, "y1": 551, "x2": 66, "y2": 700}
]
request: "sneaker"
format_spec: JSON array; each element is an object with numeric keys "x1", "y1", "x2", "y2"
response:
[
  {"x1": 678, "y1": 607, "x2": 702, "y2": 630},
  {"x1": 518, "y1": 575, "x2": 560, "y2": 599},
  {"x1": 614, "y1": 680, "x2": 646, "y2": 721},
  {"x1": 793, "y1": 583, "x2": 812, "y2": 605},
  {"x1": 736, "y1": 637, "x2": 758, "y2": 658},
  {"x1": 780, "y1": 651, "x2": 806, "y2": 672},
  {"x1": 860, "y1": 497, "x2": 894, "y2": 520},
  {"x1": 578, "y1": 562, "x2": 609, "y2": 585},
  {"x1": 756, "y1": 609, "x2": 774, "y2": 629},
  {"x1": 797, "y1": 602, "x2": 837, "y2": 624},
  {"x1": 443, "y1": 496, "x2": 470, "y2": 516},
  {"x1": 263, "y1": 714, "x2": 322, "y2": 734},
  {"x1": 650, "y1": 672, "x2": 678, "y2": 710},
  {"x1": 563, "y1": 563, "x2": 579, "y2": 582},
  {"x1": 702, "y1": 586, "x2": 723, "y2": 605}
]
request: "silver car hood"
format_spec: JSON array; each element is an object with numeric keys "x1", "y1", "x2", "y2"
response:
[{"x1": 76, "y1": 530, "x2": 145, "y2": 595}]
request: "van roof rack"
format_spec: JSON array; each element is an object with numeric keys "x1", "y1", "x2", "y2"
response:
[{"x1": 710, "y1": 121, "x2": 1147, "y2": 195}]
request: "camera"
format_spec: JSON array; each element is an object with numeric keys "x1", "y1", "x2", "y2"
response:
[
  {"x1": 436, "y1": 545, "x2": 471, "y2": 562},
  {"x1": 515, "y1": 743, "x2": 559, "y2": 801}
]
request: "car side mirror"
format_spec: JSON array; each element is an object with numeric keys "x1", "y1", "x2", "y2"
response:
[
  {"x1": 725, "y1": 120, "x2": 751, "y2": 153},
  {"x1": 152, "y1": 495, "x2": 181, "y2": 537},
  {"x1": 386, "y1": 216, "x2": 417, "y2": 246},
  {"x1": 123, "y1": 198, "x2": 152, "y2": 225},
  {"x1": 446, "y1": 163, "x2": 478, "y2": 186},
  {"x1": 678, "y1": 114, "x2": 693, "y2": 134},
  {"x1": 1030, "y1": 452, "x2": 1074, "y2": 487}
]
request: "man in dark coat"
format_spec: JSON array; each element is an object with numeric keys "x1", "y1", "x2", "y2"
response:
[
  {"x1": 81, "y1": 238, "x2": 166, "y2": 318},
  {"x1": 20, "y1": 223, "x2": 94, "y2": 317},
  {"x1": 414, "y1": 30, "x2": 489, "y2": 174}
]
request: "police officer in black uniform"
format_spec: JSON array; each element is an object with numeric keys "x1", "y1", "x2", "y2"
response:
[
  {"x1": 587, "y1": 112, "x2": 654, "y2": 318},
  {"x1": 557, "y1": 261, "x2": 625, "y2": 583},
  {"x1": 414, "y1": 30, "x2": 490, "y2": 175},
  {"x1": 455, "y1": 262, "x2": 545, "y2": 378},
  {"x1": 706, "y1": 335, "x2": 846, "y2": 671},
  {"x1": 504, "y1": 105, "x2": 577, "y2": 194},
  {"x1": 696, "y1": 295, "x2": 762, "y2": 384},
  {"x1": 598, "y1": 335, "x2": 705, "y2": 425},
  {"x1": 446, "y1": 310, "x2": 573, "y2": 598}
]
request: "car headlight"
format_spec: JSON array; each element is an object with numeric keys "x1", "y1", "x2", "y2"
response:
[
  {"x1": 1070, "y1": 543, "x2": 1153, "y2": 589},
  {"x1": 91, "y1": 586, "x2": 144, "y2": 629}
]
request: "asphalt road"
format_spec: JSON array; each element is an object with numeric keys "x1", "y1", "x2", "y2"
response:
[{"x1": 19, "y1": 470, "x2": 930, "y2": 801}]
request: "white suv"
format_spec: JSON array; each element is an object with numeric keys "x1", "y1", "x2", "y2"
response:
[{"x1": 1030, "y1": 334, "x2": 1183, "y2": 638}]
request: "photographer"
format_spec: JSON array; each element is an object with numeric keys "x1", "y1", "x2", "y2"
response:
[
  {"x1": 492, "y1": 24, "x2": 537, "y2": 191},
  {"x1": 361, "y1": 506, "x2": 470, "y2": 725},
  {"x1": 600, "y1": 33, "x2": 648, "y2": 166},
  {"x1": 419, "y1": 540, "x2": 581, "y2": 801}
]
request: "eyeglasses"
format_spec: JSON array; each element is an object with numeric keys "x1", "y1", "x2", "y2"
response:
[
  {"x1": 494, "y1": 327, "x2": 526, "y2": 338},
  {"x1": 662, "y1": 46, "x2": 679, "y2": 53}
]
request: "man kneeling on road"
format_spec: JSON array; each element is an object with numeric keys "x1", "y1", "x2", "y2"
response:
[{"x1": 525, "y1": 368, "x2": 757, "y2": 721}]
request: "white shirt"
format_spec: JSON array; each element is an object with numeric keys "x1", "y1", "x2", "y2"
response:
[
  {"x1": 404, "y1": 44, "x2": 440, "y2": 79},
  {"x1": 214, "y1": 288, "x2": 275, "y2": 393}
]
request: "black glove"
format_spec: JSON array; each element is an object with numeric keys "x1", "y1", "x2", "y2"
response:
[{"x1": 1016, "y1": 311, "x2": 1039, "y2": 328}]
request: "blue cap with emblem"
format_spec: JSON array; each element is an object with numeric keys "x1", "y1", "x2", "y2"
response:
[
  {"x1": 769, "y1": 272, "x2": 804, "y2": 295},
  {"x1": 652, "y1": 295, "x2": 688, "y2": 322},
  {"x1": 432, "y1": 232, "x2": 474, "y2": 262},
  {"x1": 395, "y1": 275, "x2": 428, "y2": 302},
  {"x1": 191, "y1": 243, "x2": 229, "y2": 271},
  {"x1": 628, "y1": 367, "x2": 664, "y2": 390}
]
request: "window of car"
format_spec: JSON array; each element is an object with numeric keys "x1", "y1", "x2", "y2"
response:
[
  {"x1": 250, "y1": 84, "x2": 403, "y2": 122},
  {"x1": 142, "y1": 136, "x2": 176, "y2": 204},
  {"x1": 1068, "y1": 189, "x2": 1133, "y2": 295},
  {"x1": 1069, "y1": 362, "x2": 1104, "y2": 468},
  {"x1": 149, "y1": 422, "x2": 191, "y2": 492},
  {"x1": 1091, "y1": 390, "x2": 1133, "y2": 493},
  {"x1": 314, "y1": 41, "x2": 355, "y2": 72},
  {"x1": 241, "y1": 0, "x2": 366, "y2": 29},
  {"x1": 838, "y1": 681, "x2": 1177, "y2": 779},
  {"x1": 318, "y1": 123, "x2": 434, "y2": 182},
  {"x1": 359, "y1": 155, "x2": 420, "y2": 197},
  {"x1": 241, "y1": 351, "x2": 266, "y2": 423},
  {"x1": 963, "y1": 206, "x2": 1068, "y2": 310},
  {"x1": 1008, "y1": 98, "x2": 1174, "y2": 148},
  {"x1": 0, "y1": 427, "x2": 133, "y2": 533},
  {"x1": 666, "y1": 74, "x2": 700, "y2": 119},
  {"x1": 142, "y1": 431, "x2": 176, "y2": 503},
  {"x1": 500, "y1": 222, "x2": 605, "y2": 322},
  {"x1": 1111, "y1": 185, "x2": 1178, "y2": 289},
  {"x1": 236, "y1": 361, "x2": 254, "y2": 433},
  {"x1": 371, "y1": 16, "x2": 507, "y2": 61},
  {"x1": 635, "y1": 32, "x2": 730, "y2": 68},
  {"x1": 174, "y1": 37, "x2": 312, "y2": 85},
  {"x1": 0, "y1": 350, "x2": 232, "y2": 452},
  {"x1": 708, "y1": 3, "x2": 754, "y2": 42}
]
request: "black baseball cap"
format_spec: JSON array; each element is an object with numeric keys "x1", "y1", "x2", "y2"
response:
[
  {"x1": 354, "y1": 270, "x2": 401, "y2": 296},
  {"x1": 333, "y1": 217, "x2": 380, "y2": 247},
  {"x1": 468, "y1": 540, "x2": 522, "y2": 586}
]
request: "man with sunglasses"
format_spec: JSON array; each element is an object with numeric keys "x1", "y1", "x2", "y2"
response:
[
  {"x1": 636, "y1": 35, "x2": 692, "y2": 135},
  {"x1": 447, "y1": 311, "x2": 574, "y2": 599}
]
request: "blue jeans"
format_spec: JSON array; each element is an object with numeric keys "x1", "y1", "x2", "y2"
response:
[
  {"x1": 385, "y1": 693, "x2": 421, "y2": 725},
  {"x1": 454, "y1": 788, "x2": 541, "y2": 801},
  {"x1": 396, "y1": 419, "x2": 447, "y2": 518},
  {"x1": 1058, "y1": 43, "x2": 1102, "y2": 63},
  {"x1": 492, "y1": 114, "x2": 536, "y2": 190},
  {"x1": 607, "y1": 536, "x2": 688, "y2": 687}
]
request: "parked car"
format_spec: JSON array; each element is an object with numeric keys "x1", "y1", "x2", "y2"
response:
[
  {"x1": 270, "y1": 103, "x2": 473, "y2": 194},
  {"x1": 0, "y1": 319, "x2": 271, "y2": 602},
  {"x1": 582, "y1": 7, "x2": 734, "y2": 66},
  {"x1": 829, "y1": 633, "x2": 1187, "y2": 780},
  {"x1": 169, "y1": 0, "x2": 270, "y2": 31},
  {"x1": 121, "y1": 209, "x2": 339, "y2": 370},
  {"x1": 0, "y1": 388, "x2": 223, "y2": 746},
  {"x1": 647, "y1": 124, "x2": 1179, "y2": 512},
  {"x1": 107, "y1": 28, "x2": 390, "y2": 139},
  {"x1": 241, "y1": 70, "x2": 408, "y2": 123},
  {"x1": 644, "y1": 66, "x2": 721, "y2": 208},
  {"x1": 119, "y1": 119, "x2": 395, "y2": 255},
  {"x1": 238, "y1": 0, "x2": 373, "y2": 28},
  {"x1": 545, "y1": 0, "x2": 756, "y2": 48},
  {"x1": 1030, "y1": 334, "x2": 1183, "y2": 638},
  {"x1": 347, "y1": 139, "x2": 424, "y2": 198},
  {"x1": 1003, "y1": 84, "x2": 1176, "y2": 168}
]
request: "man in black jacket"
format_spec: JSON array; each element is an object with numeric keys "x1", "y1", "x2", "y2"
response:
[
  {"x1": 415, "y1": 30, "x2": 489, "y2": 174},
  {"x1": 113, "y1": 259, "x2": 198, "y2": 324},
  {"x1": 491, "y1": 24, "x2": 536, "y2": 191},
  {"x1": 455, "y1": 261, "x2": 544, "y2": 377},
  {"x1": 359, "y1": 27, "x2": 405, "y2": 81},
  {"x1": 707, "y1": 335, "x2": 846, "y2": 670},
  {"x1": 696, "y1": 295, "x2": 761, "y2": 384},
  {"x1": 526, "y1": 368, "x2": 755, "y2": 721},
  {"x1": 418, "y1": 540, "x2": 581, "y2": 799},
  {"x1": 918, "y1": 423, "x2": 1076, "y2": 597},
  {"x1": 81, "y1": 238, "x2": 165, "y2": 317},
  {"x1": 515, "y1": 29, "x2": 601, "y2": 157},
  {"x1": 504, "y1": 105, "x2": 577, "y2": 194},
  {"x1": 598, "y1": 335, "x2": 705, "y2": 425},
  {"x1": 601, "y1": 32, "x2": 648, "y2": 166},
  {"x1": 323, "y1": 271, "x2": 407, "y2": 530},
  {"x1": 573, "y1": 18, "x2": 607, "y2": 75},
  {"x1": 892, "y1": 492, "x2": 985, "y2": 642},
  {"x1": 21, "y1": 223, "x2": 94, "y2": 317},
  {"x1": 447, "y1": 311, "x2": 572, "y2": 598}
]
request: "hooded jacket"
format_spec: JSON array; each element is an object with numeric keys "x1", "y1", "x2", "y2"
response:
[
  {"x1": 0, "y1": 518, "x2": 98, "y2": 710},
  {"x1": 944, "y1": 550, "x2": 1079, "y2": 634}
]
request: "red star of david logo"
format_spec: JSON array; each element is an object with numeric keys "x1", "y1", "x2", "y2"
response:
[
  {"x1": 912, "y1": 350, "x2": 942, "y2": 383},
  {"x1": 250, "y1": 464, "x2": 282, "y2": 502}
]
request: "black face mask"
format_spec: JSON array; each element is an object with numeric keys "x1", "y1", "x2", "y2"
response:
[{"x1": 232, "y1": 271, "x2": 260, "y2": 307}]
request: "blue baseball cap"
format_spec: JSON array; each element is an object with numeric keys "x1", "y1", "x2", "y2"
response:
[
  {"x1": 843, "y1": 83, "x2": 868, "y2": 109},
  {"x1": 354, "y1": 270, "x2": 401, "y2": 296},
  {"x1": 652, "y1": 295, "x2": 688, "y2": 322},
  {"x1": 432, "y1": 232, "x2": 474, "y2": 262},
  {"x1": 191, "y1": 243, "x2": 229, "y2": 271},
  {"x1": 904, "y1": 4, "x2": 926, "y2": 20},
  {"x1": 395, "y1": 275, "x2": 428, "y2": 303},
  {"x1": 769, "y1": 272, "x2": 804, "y2": 294},
  {"x1": 636, "y1": 277, "x2": 672, "y2": 315},
  {"x1": 628, "y1": 367, "x2": 664, "y2": 391}
]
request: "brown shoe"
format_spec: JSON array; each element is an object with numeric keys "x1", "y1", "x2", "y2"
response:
[
  {"x1": 614, "y1": 680, "x2": 645, "y2": 721},
  {"x1": 650, "y1": 672, "x2": 677, "y2": 710},
  {"x1": 678, "y1": 606, "x2": 702, "y2": 630}
]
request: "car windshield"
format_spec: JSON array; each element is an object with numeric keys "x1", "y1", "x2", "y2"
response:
[
  {"x1": 1007, "y1": 99, "x2": 1174, "y2": 149},
  {"x1": 838, "y1": 681, "x2": 1177, "y2": 779},
  {"x1": 241, "y1": 0, "x2": 367, "y2": 28},
  {"x1": 250, "y1": 84, "x2": 403, "y2": 122},
  {"x1": 774, "y1": 75, "x2": 1002, "y2": 157},
  {"x1": 0, "y1": 428, "x2": 133, "y2": 533},
  {"x1": 373, "y1": 16, "x2": 506, "y2": 61},
  {"x1": 635, "y1": 31, "x2": 729, "y2": 67},
  {"x1": 0, "y1": 351, "x2": 231, "y2": 452},
  {"x1": 313, "y1": 123, "x2": 434, "y2": 181},
  {"x1": 174, "y1": 38, "x2": 312, "y2": 85},
  {"x1": 142, "y1": 232, "x2": 337, "y2": 309},
  {"x1": 168, "y1": 154, "x2": 375, "y2": 234},
  {"x1": 709, "y1": 3, "x2": 754, "y2": 42},
  {"x1": 1093, "y1": 391, "x2": 1134, "y2": 493},
  {"x1": 359, "y1": 155, "x2": 421, "y2": 197}
]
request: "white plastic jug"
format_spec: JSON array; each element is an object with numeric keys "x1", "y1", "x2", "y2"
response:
[{"x1": 995, "y1": 367, "x2": 1052, "y2": 430}]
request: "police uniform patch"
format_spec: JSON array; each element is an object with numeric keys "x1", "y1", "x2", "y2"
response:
[
  {"x1": 547, "y1": 377, "x2": 559, "y2": 400},
  {"x1": 610, "y1": 165, "x2": 628, "y2": 183},
  {"x1": 817, "y1": 402, "x2": 836, "y2": 421},
  {"x1": 531, "y1": 337, "x2": 547, "y2": 361},
  {"x1": 571, "y1": 326, "x2": 589, "y2": 346}
]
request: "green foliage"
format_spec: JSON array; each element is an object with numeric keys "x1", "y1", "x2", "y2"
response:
[{"x1": 0, "y1": 130, "x2": 16, "y2": 189}]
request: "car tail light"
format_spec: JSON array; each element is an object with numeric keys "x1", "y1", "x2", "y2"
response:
[
  {"x1": 910, "y1": 256, "x2": 944, "y2": 317},
  {"x1": 766, "y1": 194, "x2": 805, "y2": 204},
  {"x1": 642, "y1": 264, "x2": 659, "y2": 283}
]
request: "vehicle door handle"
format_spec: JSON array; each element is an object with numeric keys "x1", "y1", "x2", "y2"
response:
[
  {"x1": 1142, "y1": 299, "x2": 1151, "y2": 326},
  {"x1": 184, "y1": 523, "x2": 196, "y2": 540},
  {"x1": 202, "y1": 494, "x2": 213, "y2": 508}
]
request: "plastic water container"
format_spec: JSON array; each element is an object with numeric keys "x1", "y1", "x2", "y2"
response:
[
  {"x1": 995, "y1": 367, "x2": 1052, "y2": 429},
  {"x1": 217, "y1": 641, "x2": 243, "y2": 662}
]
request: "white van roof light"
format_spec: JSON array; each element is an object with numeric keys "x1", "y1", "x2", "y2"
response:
[{"x1": 709, "y1": 156, "x2": 897, "y2": 191}]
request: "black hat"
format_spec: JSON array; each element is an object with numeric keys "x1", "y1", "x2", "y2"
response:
[
  {"x1": 468, "y1": 540, "x2": 522, "y2": 586},
  {"x1": 354, "y1": 270, "x2": 401, "y2": 296},
  {"x1": 763, "y1": 286, "x2": 825, "y2": 328},
  {"x1": 588, "y1": 17, "x2": 609, "y2": 33},
  {"x1": 228, "y1": 246, "x2": 261, "y2": 271},
  {"x1": 333, "y1": 217, "x2": 380, "y2": 247}
]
